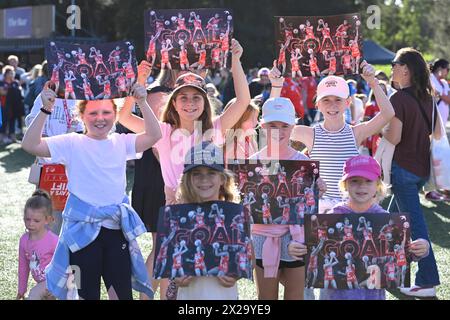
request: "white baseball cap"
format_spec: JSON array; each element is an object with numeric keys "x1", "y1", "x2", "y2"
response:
[
  {"x1": 316, "y1": 75, "x2": 349, "y2": 102},
  {"x1": 261, "y1": 97, "x2": 296, "y2": 125}
]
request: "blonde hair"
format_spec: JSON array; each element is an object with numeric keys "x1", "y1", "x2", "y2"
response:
[
  {"x1": 177, "y1": 168, "x2": 240, "y2": 204},
  {"x1": 339, "y1": 177, "x2": 387, "y2": 203},
  {"x1": 224, "y1": 98, "x2": 259, "y2": 131},
  {"x1": 161, "y1": 87, "x2": 213, "y2": 133}
]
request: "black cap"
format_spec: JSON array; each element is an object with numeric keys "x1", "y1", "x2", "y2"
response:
[{"x1": 183, "y1": 142, "x2": 224, "y2": 174}]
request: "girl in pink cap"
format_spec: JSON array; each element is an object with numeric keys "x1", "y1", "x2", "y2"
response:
[{"x1": 320, "y1": 155, "x2": 430, "y2": 300}]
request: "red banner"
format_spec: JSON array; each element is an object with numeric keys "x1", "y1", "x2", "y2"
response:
[{"x1": 39, "y1": 164, "x2": 69, "y2": 211}]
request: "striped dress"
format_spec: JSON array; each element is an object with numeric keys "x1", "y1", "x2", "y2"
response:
[{"x1": 309, "y1": 123, "x2": 359, "y2": 200}]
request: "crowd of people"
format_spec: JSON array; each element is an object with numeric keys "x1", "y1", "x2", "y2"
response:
[{"x1": 4, "y1": 41, "x2": 448, "y2": 300}]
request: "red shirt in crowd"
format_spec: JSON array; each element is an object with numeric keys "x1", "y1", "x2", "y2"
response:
[{"x1": 281, "y1": 77, "x2": 304, "y2": 119}]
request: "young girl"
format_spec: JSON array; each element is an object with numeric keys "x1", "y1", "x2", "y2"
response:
[
  {"x1": 21, "y1": 81, "x2": 161, "y2": 300},
  {"x1": 270, "y1": 60, "x2": 395, "y2": 213},
  {"x1": 309, "y1": 155, "x2": 429, "y2": 300},
  {"x1": 17, "y1": 190, "x2": 58, "y2": 300},
  {"x1": 249, "y1": 96, "x2": 326, "y2": 300},
  {"x1": 172, "y1": 141, "x2": 241, "y2": 300}
]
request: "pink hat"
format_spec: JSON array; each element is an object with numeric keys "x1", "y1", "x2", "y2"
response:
[
  {"x1": 316, "y1": 75, "x2": 349, "y2": 102},
  {"x1": 342, "y1": 155, "x2": 381, "y2": 181}
]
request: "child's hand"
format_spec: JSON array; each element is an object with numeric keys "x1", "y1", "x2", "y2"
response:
[
  {"x1": 41, "y1": 81, "x2": 57, "y2": 111},
  {"x1": 137, "y1": 60, "x2": 152, "y2": 85},
  {"x1": 360, "y1": 61, "x2": 378, "y2": 87},
  {"x1": 16, "y1": 293, "x2": 25, "y2": 300},
  {"x1": 409, "y1": 238, "x2": 430, "y2": 258},
  {"x1": 288, "y1": 241, "x2": 307, "y2": 260},
  {"x1": 316, "y1": 177, "x2": 327, "y2": 198},
  {"x1": 131, "y1": 83, "x2": 147, "y2": 105},
  {"x1": 269, "y1": 60, "x2": 284, "y2": 87},
  {"x1": 231, "y1": 39, "x2": 243, "y2": 61},
  {"x1": 173, "y1": 276, "x2": 194, "y2": 287},
  {"x1": 217, "y1": 276, "x2": 237, "y2": 288}
]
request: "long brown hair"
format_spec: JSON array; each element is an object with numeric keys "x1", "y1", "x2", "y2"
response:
[
  {"x1": 160, "y1": 87, "x2": 213, "y2": 133},
  {"x1": 395, "y1": 48, "x2": 434, "y2": 102},
  {"x1": 177, "y1": 168, "x2": 240, "y2": 204}
]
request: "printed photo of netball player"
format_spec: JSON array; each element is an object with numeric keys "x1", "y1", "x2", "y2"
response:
[
  {"x1": 154, "y1": 230, "x2": 176, "y2": 279},
  {"x1": 277, "y1": 39, "x2": 290, "y2": 75},
  {"x1": 317, "y1": 20, "x2": 336, "y2": 51},
  {"x1": 175, "y1": 40, "x2": 190, "y2": 71},
  {"x1": 242, "y1": 193, "x2": 256, "y2": 224},
  {"x1": 148, "y1": 10, "x2": 165, "y2": 34},
  {"x1": 310, "y1": 214, "x2": 328, "y2": 241},
  {"x1": 114, "y1": 71, "x2": 128, "y2": 97},
  {"x1": 384, "y1": 255, "x2": 398, "y2": 289},
  {"x1": 89, "y1": 47, "x2": 109, "y2": 77},
  {"x1": 276, "y1": 196, "x2": 291, "y2": 225},
  {"x1": 323, "y1": 252, "x2": 339, "y2": 289},
  {"x1": 230, "y1": 213, "x2": 245, "y2": 241},
  {"x1": 206, "y1": 13, "x2": 221, "y2": 34},
  {"x1": 349, "y1": 21, "x2": 361, "y2": 74},
  {"x1": 50, "y1": 62, "x2": 62, "y2": 93},
  {"x1": 294, "y1": 197, "x2": 306, "y2": 226},
  {"x1": 335, "y1": 19, "x2": 350, "y2": 49},
  {"x1": 146, "y1": 30, "x2": 161, "y2": 66},
  {"x1": 303, "y1": 20, "x2": 316, "y2": 40},
  {"x1": 379, "y1": 218, "x2": 395, "y2": 242},
  {"x1": 173, "y1": 12, "x2": 188, "y2": 31},
  {"x1": 189, "y1": 12, "x2": 206, "y2": 41},
  {"x1": 209, "y1": 203, "x2": 229, "y2": 241},
  {"x1": 210, "y1": 43, "x2": 222, "y2": 70},
  {"x1": 186, "y1": 240, "x2": 208, "y2": 276},
  {"x1": 160, "y1": 39, "x2": 174, "y2": 70},
  {"x1": 304, "y1": 49, "x2": 320, "y2": 78},
  {"x1": 338, "y1": 253, "x2": 360, "y2": 289},
  {"x1": 321, "y1": 51, "x2": 337, "y2": 76},
  {"x1": 63, "y1": 70, "x2": 77, "y2": 100},
  {"x1": 306, "y1": 237, "x2": 325, "y2": 288},
  {"x1": 94, "y1": 75, "x2": 112, "y2": 99},
  {"x1": 304, "y1": 186, "x2": 317, "y2": 214},
  {"x1": 208, "y1": 244, "x2": 230, "y2": 277},
  {"x1": 76, "y1": 73, "x2": 95, "y2": 100},
  {"x1": 256, "y1": 164, "x2": 275, "y2": 190},
  {"x1": 236, "y1": 246, "x2": 250, "y2": 278},
  {"x1": 190, "y1": 42, "x2": 207, "y2": 71},
  {"x1": 109, "y1": 45, "x2": 122, "y2": 72},
  {"x1": 341, "y1": 49, "x2": 354, "y2": 75},
  {"x1": 255, "y1": 195, "x2": 272, "y2": 224},
  {"x1": 357, "y1": 216, "x2": 377, "y2": 252},
  {"x1": 359, "y1": 256, "x2": 382, "y2": 289},
  {"x1": 171, "y1": 241, "x2": 189, "y2": 279},
  {"x1": 189, "y1": 206, "x2": 207, "y2": 230},
  {"x1": 276, "y1": 164, "x2": 289, "y2": 190},
  {"x1": 220, "y1": 18, "x2": 232, "y2": 69},
  {"x1": 395, "y1": 227, "x2": 409, "y2": 288},
  {"x1": 342, "y1": 217, "x2": 355, "y2": 241},
  {"x1": 71, "y1": 47, "x2": 88, "y2": 66}
]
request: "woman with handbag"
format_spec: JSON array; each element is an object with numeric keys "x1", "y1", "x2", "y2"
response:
[{"x1": 383, "y1": 48, "x2": 440, "y2": 298}]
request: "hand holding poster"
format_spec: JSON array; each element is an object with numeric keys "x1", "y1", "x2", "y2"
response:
[
  {"x1": 274, "y1": 13, "x2": 362, "y2": 77},
  {"x1": 304, "y1": 213, "x2": 411, "y2": 290},
  {"x1": 154, "y1": 201, "x2": 252, "y2": 280},
  {"x1": 228, "y1": 160, "x2": 320, "y2": 225},
  {"x1": 45, "y1": 40, "x2": 137, "y2": 100},
  {"x1": 145, "y1": 8, "x2": 233, "y2": 71}
]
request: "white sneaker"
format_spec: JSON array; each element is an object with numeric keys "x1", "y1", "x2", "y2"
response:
[{"x1": 400, "y1": 285, "x2": 436, "y2": 298}]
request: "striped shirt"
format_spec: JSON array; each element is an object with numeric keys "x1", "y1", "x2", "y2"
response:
[{"x1": 309, "y1": 123, "x2": 359, "y2": 199}]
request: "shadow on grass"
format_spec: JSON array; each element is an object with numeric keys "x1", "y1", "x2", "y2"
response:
[{"x1": 0, "y1": 143, "x2": 34, "y2": 174}]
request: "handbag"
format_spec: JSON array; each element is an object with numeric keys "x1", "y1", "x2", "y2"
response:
[
  {"x1": 425, "y1": 99, "x2": 450, "y2": 191},
  {"x1": 28, "y1": 159, "x2": 42, "y2": 185}
]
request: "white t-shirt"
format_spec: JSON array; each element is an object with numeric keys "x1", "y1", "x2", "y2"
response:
[
  {"x1": 176, "y1": 277, "x2": 238, "y2": 300},
  {"x1": 430, "y1": 73, "x2": 449, "y2": 120},
  {"x1": 46, "y1": 132, "x2": 139, "y2": 207}
]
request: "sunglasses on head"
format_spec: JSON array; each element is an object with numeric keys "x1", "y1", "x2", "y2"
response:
[{"x1": 391, "y1": 60, "x2": 405, "y2": 68}]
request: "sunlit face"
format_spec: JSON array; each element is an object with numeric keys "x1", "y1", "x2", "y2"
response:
[
  {"x1": 190, "y1": 166, "x2": 224, "y2": 202},
  {"x1": 80, "y1": 100, "x2": 116, "y2": 140},
  {"x1": 316, "y1": 95, "x2": 350, "y2": 121},
  {"x1": 261, "y1": 121, "x2": 294, "y2": 146},
  {"x1": 391, "y1": 55, "x2": 409, "y2": 83},
  {"x1": 147, "y1": 91, "x2": 169, "y2": 118},
  {"x1": 346, "y1": 177, "x2": 377, "y2": 205},
  {"x1": 172, "y1": 87, "x2": 205, "y2": 122},
  {"x1": 24, "y1": 208, "x2": 51, "y2": 236}
]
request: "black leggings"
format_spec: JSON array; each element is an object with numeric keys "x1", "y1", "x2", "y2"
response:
[{"x1": 69, "y1": 227, "x2": 133, "y2": 300}]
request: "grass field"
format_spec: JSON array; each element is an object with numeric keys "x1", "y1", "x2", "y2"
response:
[{"x1": 1, "y1": 129, "x2": 448, "y2": 300}]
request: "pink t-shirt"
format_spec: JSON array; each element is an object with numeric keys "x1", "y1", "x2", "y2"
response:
[
  {"x1": 154, "y1": 119, "x2": 224, "y2": 189},
  {"x1": 18, "y1": 230, "x2": 59, "y2": 295}
]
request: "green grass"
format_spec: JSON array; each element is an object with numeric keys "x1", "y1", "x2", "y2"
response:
[{"x1": 1, "y1": 139, "x2": 448, "y2": 300}]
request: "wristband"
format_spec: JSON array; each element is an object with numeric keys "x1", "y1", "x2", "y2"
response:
[
  {"x1": 40, "y1": 107, "x2": 52, "y2": 115},
  {"x1": 272, "y1": 85, "x2": 283, "y2": 88}
]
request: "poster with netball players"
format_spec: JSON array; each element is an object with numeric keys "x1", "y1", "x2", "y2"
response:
[
  {"x1": 303, "y1": 213, "x2": 411, "y2": 290},
  {"x1": 144, "y1": 8, "x2": 233, "y2": 71},
  {"x1": 45, "y1": 40, "x2": 137, "y2": 100},
  {"x1": 228, "y1": 160, "x2": 320, "y2": 225},
  {"x1": 274, "y1": 13, "x2": 363, "y2": 77},
  {"x1": 153, "y1": 201, "x2": 252, "y2": 280}
]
